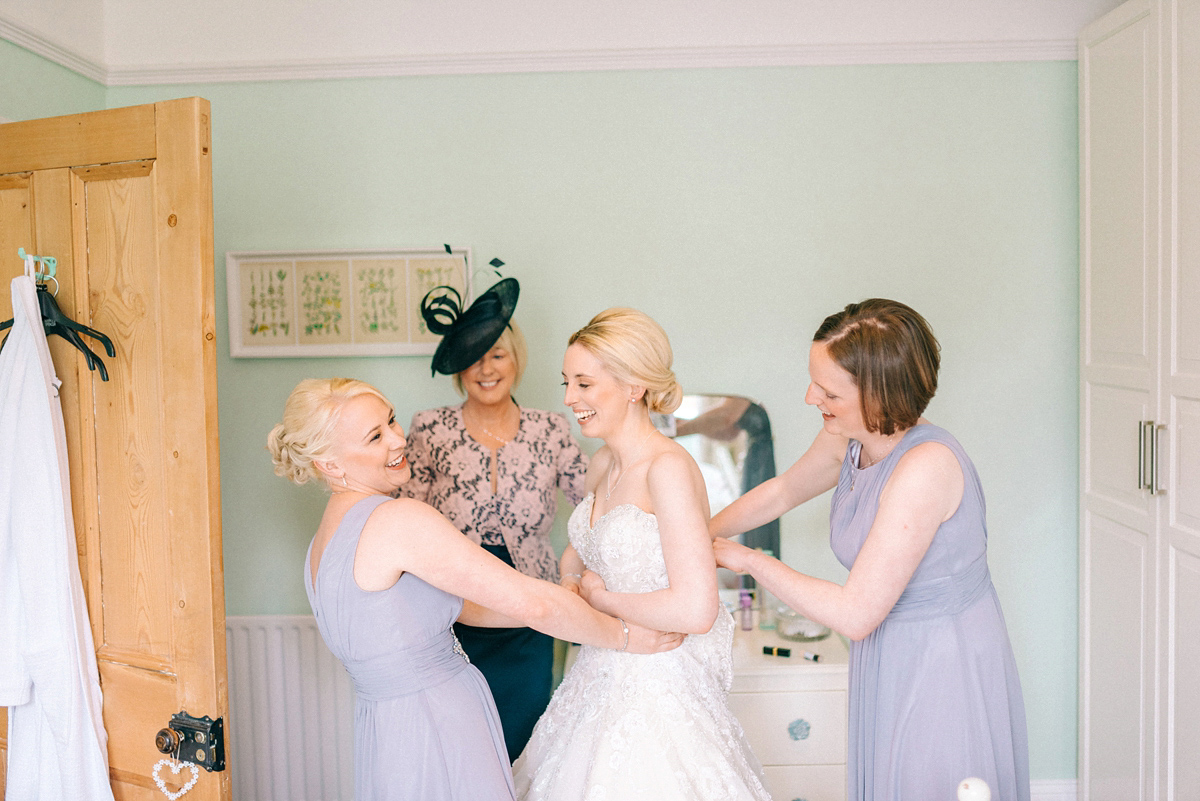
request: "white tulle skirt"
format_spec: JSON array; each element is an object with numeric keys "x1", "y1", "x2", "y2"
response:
[{"x1": 512, "y1": 609, "x2": 771, "y2": 801}]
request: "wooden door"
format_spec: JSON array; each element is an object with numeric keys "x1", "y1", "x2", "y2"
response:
[
  {"x1": 0, "y1": 99, "x2": 229, "y2": 800},
  {"x1": 1079, "y1": 2, "x2": 1161, "y2": 799}
]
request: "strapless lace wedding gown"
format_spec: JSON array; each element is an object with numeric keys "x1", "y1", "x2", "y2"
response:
[{"x1": 512, "y1": 494, "x2": 772, "y2": 801}]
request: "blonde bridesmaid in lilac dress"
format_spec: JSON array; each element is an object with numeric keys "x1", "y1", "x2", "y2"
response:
[{"x1": 268, "y1": 377, "x2": 680, "y2": 800}]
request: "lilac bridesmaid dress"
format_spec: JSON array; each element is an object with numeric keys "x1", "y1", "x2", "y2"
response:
[
  {"x1": 305, "y1": 494, "x2": 514, "y2": 800},
  {"x1": 831, "y1": 425, "x2": 1030, "y2": 801}
]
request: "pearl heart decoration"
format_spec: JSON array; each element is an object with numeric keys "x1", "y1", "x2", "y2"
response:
[{"x1": 152, "y1": 759, "x2": 199, "y2": 800}]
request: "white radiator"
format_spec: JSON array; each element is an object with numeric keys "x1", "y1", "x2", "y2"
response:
[{"x1": 225, "y1": 615, "x2": 355, "y2": 801}]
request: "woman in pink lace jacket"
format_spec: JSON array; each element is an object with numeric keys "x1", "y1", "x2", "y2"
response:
[{"x1": 398, "y1": 277, "x2": 588, "y2": 760}]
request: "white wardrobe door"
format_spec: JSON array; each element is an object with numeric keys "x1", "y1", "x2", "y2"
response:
[
  {"x1": 1164, "y1": 0, "x2": 1200, "y2": 796},
  {"x1": 1079, "y1": 2, "x2": 1160, "y2": 798}
]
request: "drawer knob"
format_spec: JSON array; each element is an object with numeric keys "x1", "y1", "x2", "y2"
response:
[{"x1": 787, "y1": 718, "x2": 811, "y2": 740}]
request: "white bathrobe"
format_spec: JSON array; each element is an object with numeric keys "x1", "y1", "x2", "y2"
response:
[{"x1": 0, "y1": 273, "x2": 114, "y2": 800}]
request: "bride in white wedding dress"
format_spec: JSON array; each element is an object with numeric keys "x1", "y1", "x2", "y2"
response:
[{"x1": 512, "y1": 308, "x2": 771, "y2": 801}]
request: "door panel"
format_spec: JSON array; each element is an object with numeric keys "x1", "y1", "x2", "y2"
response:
[
  {"x1": 1083, "y1": 513, "x2": 1150, "y2": 801},
  {"x1": 1165, "y1": 2, "x2": 1200, "y2": 797},
  {"x1": 0, "y1": 104, "x2": 156, "y2": 174},
  {"x1": 1170, "y1": 547, "x2": 1200, "y2": 795},
  {"x1": 0, "y1": 99, "x2": 227, "y2": 800},
  {"x1": 1082, "y1": 5, "x2": 1157, "y2": 374},
  {"x1": 1174, "y1": 0, "x2": 1200, "y2": 376},
  {"x1": 1084, "y1": 382, "x2": 1153, "y2": 514},
  {"x1": 1079, "y1": 5, "x2": 1159, "y2": 797},
  {"x1": 0, "y1": 173, "x2": 33, "y2": 323},
  {"x1": 85, "y1": 166, "x2": 175, "y2": 666}
]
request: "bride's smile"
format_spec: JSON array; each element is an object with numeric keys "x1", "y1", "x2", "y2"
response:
[{"x1": 562, "y1": 342, "x2": 636, "y2": 440}]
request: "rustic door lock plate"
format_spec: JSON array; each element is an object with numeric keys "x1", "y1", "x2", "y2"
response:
[{"x1": 155, "y1": 711, "x2": 225, "y2": 771}]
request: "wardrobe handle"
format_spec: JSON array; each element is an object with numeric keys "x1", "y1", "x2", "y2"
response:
[
  {"x1": 1138, "y1": 420, "x2": 1147, "y2": 489},
  {"x1": 1149, "y1": 423, "x2": 1165, "y2": 495}
]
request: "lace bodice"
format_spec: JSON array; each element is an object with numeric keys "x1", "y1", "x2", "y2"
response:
[
  {"x1": 569, "y1": 495, "x2": 671, "y2": 594},
  {"x1": 567, "y1": 493, "x2": 735, "y2": 693}
]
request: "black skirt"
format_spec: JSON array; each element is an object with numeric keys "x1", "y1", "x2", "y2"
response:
[{"x1": 453, "y1": 542, "x2": 555, "y2": 762}]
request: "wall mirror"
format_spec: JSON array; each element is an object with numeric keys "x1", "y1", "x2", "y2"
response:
[{"x1": 665, "y1": 394, "x2": 778, "y2": 588}]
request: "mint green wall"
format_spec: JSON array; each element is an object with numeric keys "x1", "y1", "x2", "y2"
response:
[
  {"x1": 107, "y1": 63, "x2": 1080, "y2": 778},
  {"x1": 0, "y1": 39, "x2": 104, "y2": 120}
]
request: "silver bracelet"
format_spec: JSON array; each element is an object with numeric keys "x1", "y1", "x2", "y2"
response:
[
  {"x1": 617, "y1": 617, "x2": 629, "y2": 652},
  {"x1": 563, "y1": 572, "x2": 583, "y2": 581}
]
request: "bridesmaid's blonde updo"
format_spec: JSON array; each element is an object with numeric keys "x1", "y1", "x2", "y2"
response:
[
  {"x1": 568, "y1": 307, "x2": 683, "y2": 414},
  {"x1": 268, "y1": 378, "x2": 389, "y2": 486}
]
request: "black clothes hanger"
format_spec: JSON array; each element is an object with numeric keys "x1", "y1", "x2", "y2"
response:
[{"x1": 1, "y1": 280, "x2": 116, "y2": 381}]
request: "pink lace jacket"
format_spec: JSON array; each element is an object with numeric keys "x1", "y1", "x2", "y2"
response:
[{"x1": 397, "y1": 405, "x2": 589, "y2": 582}]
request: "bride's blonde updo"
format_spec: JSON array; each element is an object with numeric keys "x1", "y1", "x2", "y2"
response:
[
  {"x1": 568, "y1": 307, "x2": 683, "y2": 414},
  {"x1": 268, "y1": 378, "x2": 389, "y2": 486}
]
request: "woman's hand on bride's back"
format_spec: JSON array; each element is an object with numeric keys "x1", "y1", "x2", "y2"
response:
[{"x1": 625, "y1": 621, "x2": 686, "y2": 654}]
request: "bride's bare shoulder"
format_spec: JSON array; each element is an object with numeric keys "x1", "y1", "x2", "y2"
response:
[{"x1": 646, "y1": 444, "x2": 704, "y2": 492}]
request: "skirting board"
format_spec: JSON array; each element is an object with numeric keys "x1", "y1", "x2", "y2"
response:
[{"x1": 1030, "y1": 780, "x2": 1078, "y2": 801}]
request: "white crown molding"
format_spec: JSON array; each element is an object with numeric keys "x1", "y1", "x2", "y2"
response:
[
  {"x1": 106, "y1": 39, "x2": 1077, "y2": 86},
  {"x1": 3, "y1": 17, "x2": 1078, "y2": 89},
  {"x1": 0, "y1": 16, "x2": 105, "y2": 84}
]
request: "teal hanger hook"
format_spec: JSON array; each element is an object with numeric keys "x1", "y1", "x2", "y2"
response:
[
  {"x1": 3, "y1": 247, "x2": 113, "y2": 379},
  {"x1": 17, "y1": 248, "x2": 57, "y2": 282}
]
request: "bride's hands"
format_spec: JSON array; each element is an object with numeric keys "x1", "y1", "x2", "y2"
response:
[
  {"x1": 580, "y1": 569, "x2": 684, "y2": 652},
  {"x1": 623, "y1": 620, "x2": 686, "y2": 654},
  {"x1": 578, "y1": 569, "x2": 609, "y2": 609}
]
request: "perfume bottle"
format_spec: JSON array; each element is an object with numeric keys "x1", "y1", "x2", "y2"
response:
[{"x1": 739, "y1": 589, "x2": 754, "y2": 631}]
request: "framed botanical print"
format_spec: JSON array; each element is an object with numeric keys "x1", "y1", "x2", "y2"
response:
[{"x1": 225, "y1": 248, "x2": 470, "y2": 357}]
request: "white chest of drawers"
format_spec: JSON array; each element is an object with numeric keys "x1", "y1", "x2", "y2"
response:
[{"x1": 729, "y1": 621, "x2": 850, "y2": 801}]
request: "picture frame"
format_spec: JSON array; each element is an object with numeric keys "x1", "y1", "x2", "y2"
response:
[{"x1": 225, "y1": 248, "x2": 471, "y2": 357}]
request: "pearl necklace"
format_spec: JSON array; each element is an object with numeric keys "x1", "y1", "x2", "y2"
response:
[
  {"x1": 605, "y1": 429, "x2": 656, "y2": 501},
  {"x1": 465, "y1": 403, "x2": 517, "y2": 447}
]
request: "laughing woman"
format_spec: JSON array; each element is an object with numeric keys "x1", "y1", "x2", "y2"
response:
[
  {"x1": 269, "y1": 377, "x2": 680, "y2": 801},
  {"x1": 397, "y1": 278, "x2": 589, "y2": 759}
]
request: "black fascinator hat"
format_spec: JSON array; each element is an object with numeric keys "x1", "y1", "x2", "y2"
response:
[{"x1": 421, "y1": 276, "x2": 519, "y2": 376}]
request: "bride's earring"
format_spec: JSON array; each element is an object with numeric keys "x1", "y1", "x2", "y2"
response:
[{"x1": 341, "y1": 474, "x2": 348, "y2": 487}]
